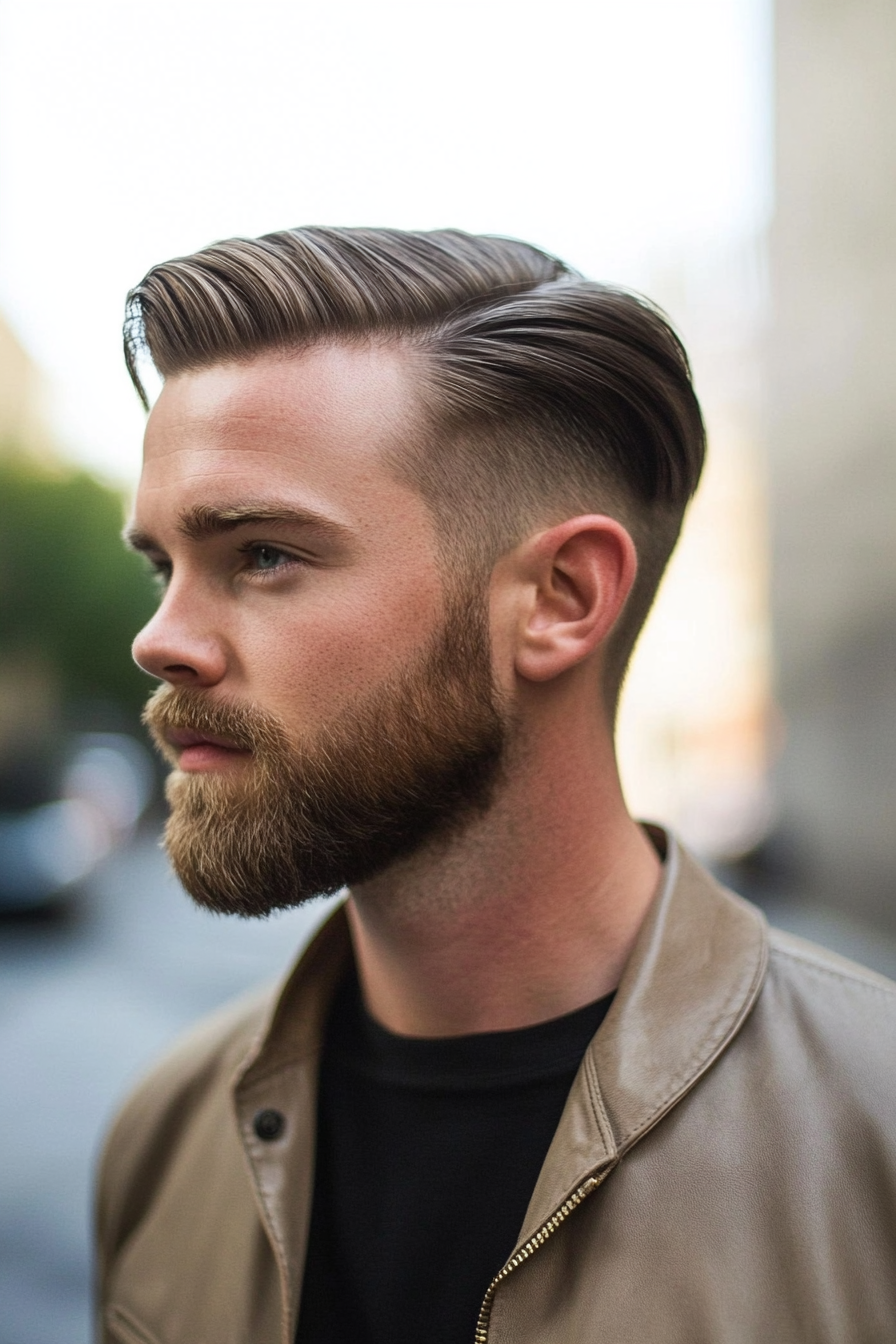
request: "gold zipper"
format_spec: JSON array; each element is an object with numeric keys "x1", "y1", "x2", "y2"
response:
[{"x1": 473, "y1": 1172, "x2": 605, "y2": 1343}]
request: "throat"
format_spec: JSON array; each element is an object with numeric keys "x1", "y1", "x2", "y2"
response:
[{"x1": 345, "y1": 803, "x2": 663, "y2": 1038}]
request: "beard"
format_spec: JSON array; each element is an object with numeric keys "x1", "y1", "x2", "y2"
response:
[{"x1": 142, "y1": 588, "x2": 508, "y2": 917}]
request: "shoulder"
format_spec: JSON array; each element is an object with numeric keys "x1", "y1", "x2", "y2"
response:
[
  {"x1": 102, "y1": 981, "x2": 274, "y2": 1159},
  {"x1": 95, "y1": 899, "x2": 349, "y2": 1267},
  {"x1": 96, "y1": 983, "x2": 276, "y2": 1258},
  {"x1": 766, "y1": 924, "x2": 896, "y2": 1014},
  {"x1": 742, "y1": 924, "x2": 896, "y2": 1104}
]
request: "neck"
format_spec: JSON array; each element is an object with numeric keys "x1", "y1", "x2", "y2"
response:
[{"x1": 346, "y1": 687, "x2": 662, "y2": 1037}]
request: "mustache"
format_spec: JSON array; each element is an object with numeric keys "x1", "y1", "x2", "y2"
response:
[{"x1": 142, "y1": 685, "x2": 277, "y2": 760}]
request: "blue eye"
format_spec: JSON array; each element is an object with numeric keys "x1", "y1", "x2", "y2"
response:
[
  {"x1": 254, "y1": 545, "x2": 284, "y2": 570},
  {"x1": 236, "y1": 541, "x2": 302, "y2": 580}
]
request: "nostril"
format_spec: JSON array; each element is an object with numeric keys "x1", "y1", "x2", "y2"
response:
[{"x1": 132, "y1": 627, "x2": 227, "y2": 687}]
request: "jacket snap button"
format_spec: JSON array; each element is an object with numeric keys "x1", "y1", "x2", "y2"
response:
[{"x1": 253, "y1": 1108, "x2": 285, "y2": 1141}]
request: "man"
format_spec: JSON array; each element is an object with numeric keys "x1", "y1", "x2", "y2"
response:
[{"x1": 97, "y1": 227, "x2": 896, "y2": 1344}]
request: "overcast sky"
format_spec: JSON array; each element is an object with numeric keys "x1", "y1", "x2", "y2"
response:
[{"x1": 0, "y1": 0, "x2": 770, "y2": 485}]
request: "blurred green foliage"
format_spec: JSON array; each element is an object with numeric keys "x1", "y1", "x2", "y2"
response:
[{"x1": 0, "y1": 453, "x2": 158, "y2": 718}]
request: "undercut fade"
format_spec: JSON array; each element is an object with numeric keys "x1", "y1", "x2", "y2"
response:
[{"x1": 125, "y1": 226, "x2": 706, "y2": 708}]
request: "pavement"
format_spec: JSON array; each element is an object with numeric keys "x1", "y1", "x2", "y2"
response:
[{"x1": 1, "y1": 828, "x2": 895, "y2": 1344}]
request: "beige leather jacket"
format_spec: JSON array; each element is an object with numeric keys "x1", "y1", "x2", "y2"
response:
[{"x1": 96, "y1": 839, "x2": 896, "y2": 1344}]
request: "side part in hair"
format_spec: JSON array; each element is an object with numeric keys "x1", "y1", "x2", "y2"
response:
[{"x1": 125, "y1": 226, "x2": 706, "y2": 702}]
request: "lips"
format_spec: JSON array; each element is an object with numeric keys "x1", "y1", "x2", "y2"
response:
[
  {"x1": 161, "y1": 725, "x2": 252, "y2": 773},
  {"x1": 164, "y1": 726, "x2": 246, "y2": 752}
]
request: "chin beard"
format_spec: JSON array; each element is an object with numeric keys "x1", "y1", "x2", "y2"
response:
[{"x1": 143, "y1": 591, "x2": 508, "y2": 918}]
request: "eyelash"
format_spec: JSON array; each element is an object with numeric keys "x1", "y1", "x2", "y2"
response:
[
  {"x1": 146, "y1": 543, "x2": 303, "y2": 589},
  {"x1": 236, "y1": 541, "x2": 304, "y2": 580}
]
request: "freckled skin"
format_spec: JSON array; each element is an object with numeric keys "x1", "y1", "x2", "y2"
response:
[{"x1": 132, "y1": 345, "x2": 448, "y2": 733}]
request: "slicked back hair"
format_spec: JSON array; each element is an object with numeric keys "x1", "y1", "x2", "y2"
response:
[{"x1": 125, "y1": 226, "x2": 706, "y2": 709}]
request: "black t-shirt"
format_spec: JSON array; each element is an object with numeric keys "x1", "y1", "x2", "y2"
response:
[{"x1": 295, "y1": 968, "x2": 613, "y2": 1344}]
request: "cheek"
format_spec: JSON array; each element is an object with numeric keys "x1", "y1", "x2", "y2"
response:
[{"x1": 233, "y1": 568, "x2": 445, "y2": 721}]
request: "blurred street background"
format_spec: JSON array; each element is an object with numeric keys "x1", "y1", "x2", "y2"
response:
[{"x1": 1, "y1": 0, "x2": 894, "y2": 1339}]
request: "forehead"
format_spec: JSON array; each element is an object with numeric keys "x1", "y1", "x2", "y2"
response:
[{"x1": 139, "y1": 343, "x2": 423, "y2": 513}]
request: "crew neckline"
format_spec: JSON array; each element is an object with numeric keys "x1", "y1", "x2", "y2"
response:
[{"x1": 325, "y1": 968, "x2": 615, "y2": 1091}]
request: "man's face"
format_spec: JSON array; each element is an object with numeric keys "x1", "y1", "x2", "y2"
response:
[{"x1": 130, "y1": 344, "x2": 507, "y2": 914}]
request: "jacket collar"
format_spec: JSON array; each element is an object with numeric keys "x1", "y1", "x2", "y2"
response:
[
  {"x1": 517, "y1": 835, "x2": 768, "y2": 1243},
  {"x1": 232, "y1": 832, "x2": 769, "y2": 1332}
]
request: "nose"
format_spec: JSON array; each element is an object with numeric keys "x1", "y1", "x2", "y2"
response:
[{"x1": 132, "y1": 589, "x2": 228, "y2": 688}]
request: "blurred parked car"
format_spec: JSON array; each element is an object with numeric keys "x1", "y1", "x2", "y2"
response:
[{"x1": 0, "y1": 732, "x2": 154, "y2": 912}]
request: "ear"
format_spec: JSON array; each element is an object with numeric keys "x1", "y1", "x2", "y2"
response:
[{"x1": 510, "y1": 515, "x2": 637, "y2": 684}]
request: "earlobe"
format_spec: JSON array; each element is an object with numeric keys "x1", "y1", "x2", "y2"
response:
[{"x1": 514, "y1": 516, "x2": 637, "y2": 684}]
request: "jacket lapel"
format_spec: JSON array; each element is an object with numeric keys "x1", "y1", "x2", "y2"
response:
[{"x1": 517, "y1": 838, "x2": 768, "y2": 1246}]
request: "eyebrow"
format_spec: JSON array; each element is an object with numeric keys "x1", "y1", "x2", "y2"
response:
[{"x1": 123, "y1": 501, "x2": 352, "y2": 554}]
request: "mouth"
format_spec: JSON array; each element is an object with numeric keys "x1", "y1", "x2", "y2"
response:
[{"x1": 163, "y1": 726, "x2": 252, "y2": 772}]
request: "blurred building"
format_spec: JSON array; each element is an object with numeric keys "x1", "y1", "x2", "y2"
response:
[
  {"x1": 617, "y1": 236, "x2": 773, "y2": 867},
  {"x1": 769, "y1": 0, "x2": 896, "y2": 930},
  {"x1": 622, "y1": 0, "x2": 896, "y2": 941}
]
